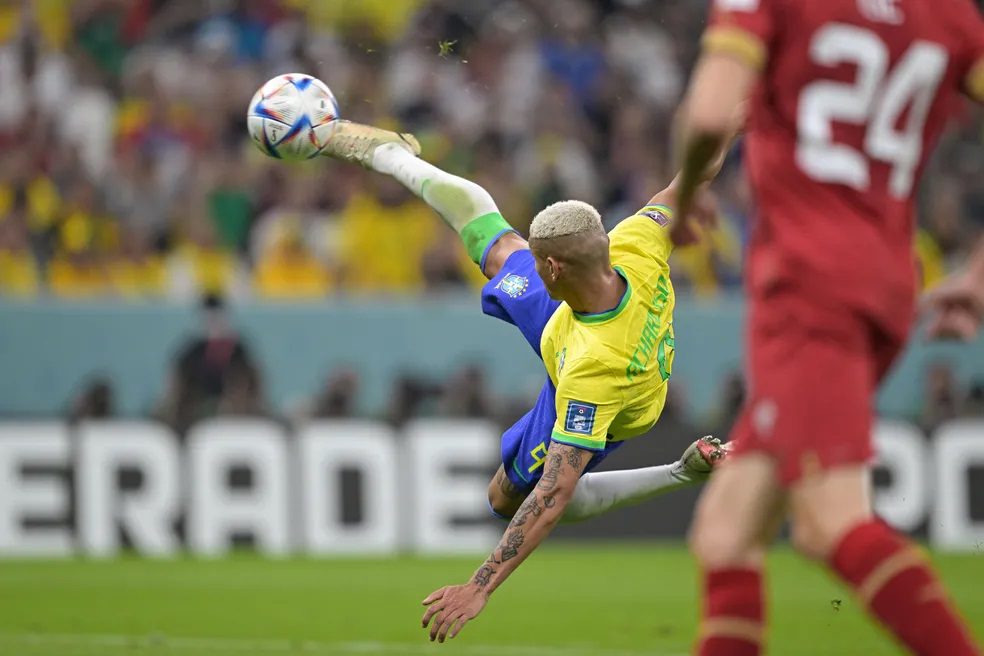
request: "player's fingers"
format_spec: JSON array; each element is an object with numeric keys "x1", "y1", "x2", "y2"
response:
[
  {"x1": 429, "y1": 611, "x2": 448, "y2": 642},
  {"x1": 921, "y1": 281, "x2": 984, "y2": 317},
  {"x1": 920, "y1": 285, "x2": 957, "y2": 314},
  {"x1": 422, "y1": 587, "x2": 447, "y2": 605},
  {"x1": 436, "y1": 612, "x2": 463, "y2": 643},
  {"x1": 449, "y1": 615, "x2": 471, "y2": 640},
  {"x1": 421, "y1": 601, "x2": 444, "y2": 628},
  {"x1": 927, "y1": 308, "x2": 979, "y2": 342}
]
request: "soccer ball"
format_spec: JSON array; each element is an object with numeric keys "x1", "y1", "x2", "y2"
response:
[{"x1": 246, "y1": 73, "x2": 340, "y2": 161}]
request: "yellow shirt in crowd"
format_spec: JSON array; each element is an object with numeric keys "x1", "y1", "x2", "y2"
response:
[
  {"x1": 255, "y1": 243, "x2": 332, "y2": 299},
  {"x1": 339, "y1": 192, "x2": 437, "y2": 294},
  {"x1": 0, "y1": 250, "x2": 39, "y2": 297}
]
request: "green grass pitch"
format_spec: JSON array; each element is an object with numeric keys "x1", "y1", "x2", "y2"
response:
[{"x1": 0, "y1": 545, "x2": 981, "y2": 656}]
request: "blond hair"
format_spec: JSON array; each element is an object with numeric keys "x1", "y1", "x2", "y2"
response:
[{"x1": 529, "y1": 200, "x2": 604, "y2": 240}]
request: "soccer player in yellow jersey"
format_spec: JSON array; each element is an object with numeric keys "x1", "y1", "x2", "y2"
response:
[{"x1": 320, "y1": 120, "x2": 730, "y2": 642}]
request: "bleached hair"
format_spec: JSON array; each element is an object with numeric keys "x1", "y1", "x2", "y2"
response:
[{"x1": 529, "y1": 200, "x2": 604, "y2": 240}]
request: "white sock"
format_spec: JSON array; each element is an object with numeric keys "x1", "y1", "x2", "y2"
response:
[
  {"x1": 560, "y1": 461, "x2": 703, "y2": 524},
  {"x1": 371, "y1": 143, "x2": 500, "y2": 234}
]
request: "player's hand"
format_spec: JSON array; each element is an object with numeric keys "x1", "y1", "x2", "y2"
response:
[
  {"x1": 671, "y1": 186, "x2": 719, "y2": 246},
  {"x1": 421, "y1": 583, "x2": 488, "y2": 643},
  {"x1": 923, "y1": 271, "x2": 984, "y2": 342}
]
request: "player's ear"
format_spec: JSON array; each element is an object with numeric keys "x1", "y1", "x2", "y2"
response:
[{"x1": 546, "y1": 256, "x2": 562, "y2": 283}]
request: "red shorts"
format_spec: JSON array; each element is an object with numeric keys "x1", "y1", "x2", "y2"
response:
[{"x1": 730, "y1": 286, "x2": 911, "y2": 485}]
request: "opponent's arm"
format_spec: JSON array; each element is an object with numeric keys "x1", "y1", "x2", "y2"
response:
[
  {"x1": 421, "y1": 441, "x2": 590, "y2": 642},
  {"x1": 670, "y1": 53, "x2": 757, "y2": 245},
  {"x1": 669, "y1": 0, "x2": 776, "y2": 243}
]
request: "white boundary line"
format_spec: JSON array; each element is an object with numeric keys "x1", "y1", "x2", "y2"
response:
[{"x1": 0, "y1": 632, "x2": 683, "y2": 656}]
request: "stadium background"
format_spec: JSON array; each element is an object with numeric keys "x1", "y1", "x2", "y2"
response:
[{"x1": 0, "y1": 1, "x2": 983, "y2": 654}]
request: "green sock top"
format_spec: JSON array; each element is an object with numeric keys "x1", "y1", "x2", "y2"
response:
[{"x1": 460, "y1": 212, "x2": 515, "y2": 266}]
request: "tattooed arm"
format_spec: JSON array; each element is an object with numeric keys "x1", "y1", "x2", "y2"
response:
[
  {"x1": 473, "y1": 442, "x2": 589, "y2": 594},
  {"x1": 421, "y1": 441, "x2": 591, "y2": 642}
]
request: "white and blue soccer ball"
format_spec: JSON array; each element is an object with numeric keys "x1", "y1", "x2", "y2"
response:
[{"x1": 246, "y1": 73, "x2": 340, "y2": 161}]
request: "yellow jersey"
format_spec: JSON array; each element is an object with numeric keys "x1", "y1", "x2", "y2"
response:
[{"x1": 541, "y1": 204, "x2": 676, "y2": 451}]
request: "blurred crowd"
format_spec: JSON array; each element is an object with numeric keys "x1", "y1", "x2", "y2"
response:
[
  {"x1": 68, "y1": 294, "x2": 537, "y2": 433},
  {"x1": 0, "y1": 0, "x2": 981, "y2": 302},
  {"x1": 68, "y1": 294, "x2": 984, "y2": 434}
]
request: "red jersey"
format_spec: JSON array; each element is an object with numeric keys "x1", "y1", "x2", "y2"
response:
[{"x1": 705, "y1": 0, "x2": 984, "y2": 327}]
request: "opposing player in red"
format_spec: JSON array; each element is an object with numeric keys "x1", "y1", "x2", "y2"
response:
[{"x1": 673, "y1": 0, "x2": 984, "y2": 654}]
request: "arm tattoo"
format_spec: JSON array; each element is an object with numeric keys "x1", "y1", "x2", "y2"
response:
[
  {"x1": 499, "y1": 528, "x2": 525, "y2": 562},
  {"x1": 475, "y1": 443, "x2": 589, "y2": 592},
  {"x1": 536, "y1": 452, "x2": 563, "y2": 492},
  {"x1": 512, "y1": 495, "x2": 542, "y2": 527},
  {"x1": 565, "y1": 446, "x2": 583, "y2": 470},
  {"x1": 473, "y1": 563, "x2": 496, "y2": 588}
]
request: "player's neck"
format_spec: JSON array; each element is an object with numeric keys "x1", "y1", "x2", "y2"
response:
[{"x1": 565, "y1": 267, "x2": 626, "y2": 315}]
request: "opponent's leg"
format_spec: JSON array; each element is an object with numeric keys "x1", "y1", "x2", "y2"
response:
[
  {"x1": 790, "y1": 466, "x2": 981, "y2": 656},
  {"x1": 690, "y1": 453, "x2": 785, "y2": 656},
  {"x1": 559, "y1": 437, "x2": 728, "y2": 523},
  {"x1": 321, "y1": 121, "x2": 524, "y2": 278}
]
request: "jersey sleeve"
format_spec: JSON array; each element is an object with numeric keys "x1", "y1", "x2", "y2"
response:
[
  {"x1": 608, "y1": 204, "x2": 674, "y2": 265},
  {"x1": 703, "y1": 0, "x2": 777, "y2": 70},
  {"x1": 551, "y1": 358, "x2": 622, "y2": 452}
]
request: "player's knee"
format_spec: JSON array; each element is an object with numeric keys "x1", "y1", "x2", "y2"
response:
[
  {"x1": 486, "y1": 482, "x2": 516, "y2": 520},
  {"x1": 689, "y1": 519, "x2": 748, "y2": 570},
  {"x1": 789, "y1": 467, "x2": 872, "y2": 561},
  {"x1": 789, "y1": 514, "x2": 830, "y2": 561}
]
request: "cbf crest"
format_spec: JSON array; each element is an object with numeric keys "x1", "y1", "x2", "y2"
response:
[{"x1": 497, "y1": 273, "x2": 529, "y2": 299}]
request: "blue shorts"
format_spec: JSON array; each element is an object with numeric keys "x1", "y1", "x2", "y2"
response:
[{"x1": 481, "y1": 249, "x2": 624, "y2": 495}]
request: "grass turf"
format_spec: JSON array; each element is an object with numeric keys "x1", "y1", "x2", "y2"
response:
[{"x1": 0, "y1": 544, "x2": 981, "y2": 656}]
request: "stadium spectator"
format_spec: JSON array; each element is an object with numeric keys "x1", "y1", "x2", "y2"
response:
[
  {"x1": 292, "y1": 368, "x2": 361, "y2": 422},
  {"x1": 168, "y1": 206, "x2": 250, "y2": 301},
  {"x1": 337, "y1": 176, "x2": 439, "y2": 294},
  {"x1": 387, "y1": 373, "x2": 443, "y2": 427},
  {"x1": 963, "y1": 381, "x2": 984, "y2": 417},
  {"x1": 0, "y1": 210, "x2": 40, "y2": 297},
  {"x1": 215, "y1": 359, "x2": 270, "y2": 419},
  {"x1": 921, "y1": 362, "x2": 963, "y2": 434},
  {"x1": 254, "y1": 219, "x2": 332, "y2": 299},
  {"x1": 440, "y1": 363, "x2": 493, "y2": 419},
  {"x1": 155, "y1": 294, "x2": 259, "y2": 433},
  {"x1": 67, "y1": 376, "x2": 115, "y2": 425},
  {"x1": 107, "y1": 225, "x2": 166, "y2": 297}
]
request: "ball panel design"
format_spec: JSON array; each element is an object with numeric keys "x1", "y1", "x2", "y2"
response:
[{"x1": 246, "y1": 74, "x2": 340, "y2": 161}]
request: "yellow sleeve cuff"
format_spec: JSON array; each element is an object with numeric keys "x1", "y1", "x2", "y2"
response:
[
  {"x1": 703, "y1": 25, "x2": 767, "y2": 71},
  {"x1": 967, "y1": 57, "x2": 984, "y2": 104},
  {"x1": 551, "y1": 430, "x2": 607, "y2": 452}
]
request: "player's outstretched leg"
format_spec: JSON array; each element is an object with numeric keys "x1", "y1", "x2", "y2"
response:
[
  {"x1": 322, "y1": 120, "x2": 520, "y2": 278},
  {"x1": 790, "y1": 467, "x2": 981, "y2": 656},
  {"x1": 489, "y1": 437, "x2": 730, "y2": 523},
  {"x1": 558, "y1": 436, "x2": 729, "y2": 523}
]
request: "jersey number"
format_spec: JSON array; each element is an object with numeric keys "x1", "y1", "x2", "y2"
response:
[{"x1": 796, "y1": 24, "x2": 948, "y2": 198}]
